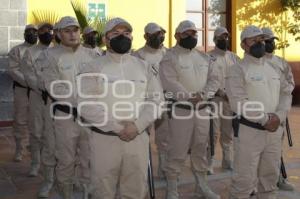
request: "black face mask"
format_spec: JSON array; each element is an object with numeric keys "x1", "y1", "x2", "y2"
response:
[
  {"x1": 249, "y1": 42, "x2": 265, "y2": 58},
  {"x1": 24, "y1": 33, "x2": 38, "y2": 44},
  {"x1": 54, "y1": 35, "x2": 61, "y2": 44},
  {"x1": 265, "y1": 40, "x2": 275, "y2": 53},
  {"x1": 148, "y1": 35, "x2": 165, "y2": 49},
  {"x1": 85, "y1": 36, "x2": 97, "y2": 48},
  {"x1": 109, "y1": 35, "x2": 132, "y2": 54},
  {"x1": 38, "y1": 32, "x2": 53, "y2": 45},
  {"x1": 179, "y1": 36, "x2": 197, "y2": 50},
  {"x1": 216, "y1": 39, "x2": 229, "y2": 51}
]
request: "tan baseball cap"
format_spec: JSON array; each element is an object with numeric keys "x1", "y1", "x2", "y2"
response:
[
  {"x1": 58, "y1": 16, "x2": 80, "y2": 29},
  {"x1": 37, "y1": 22, "x2": 53, "y2": 30},
  {"x1": 214, "y1": 27, "x2": 229, "y2": 37},
  {"x1": 261, "y1": 27, "x2": 279, "y2": 40},
  {"x1": 241, "y1": 25, "x2": 265, "y2": 41},
  {"x1": 175, "y1": 20, "x2": 197, "y2": 33},
  {"x1": 53, "y1": 22, "x2": 60, "y2": 30},
  {"x1": 25, "y1": 24, "x2": 37, "y2": 31},
  {"x1": 144, "y1": 22, "x2": 166, "y2": 34},
  {"x1": 104, "y1": 17, "x2": 132, "y2": 35},
  {"x1": 83, "y1": 26, "x2": 97, "y2": 35}
]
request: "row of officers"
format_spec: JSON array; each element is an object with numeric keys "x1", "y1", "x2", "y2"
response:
[{"x1": 8, "y1": 16, "x2": 295, "y2": 199}]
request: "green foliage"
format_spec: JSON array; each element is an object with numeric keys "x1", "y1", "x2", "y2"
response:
[
  {"x1": 70, "y1": 0, "x2": 89, "y2": 30},
  {"x1": 69, "y1": 0, "x2": 110, "y2": 47},
  {"x1": 281, "y1": 0, "x2": 300, "y2": 42},
  {"x1": 32, "y1": 9, "x2": 60, "y2": 25}
]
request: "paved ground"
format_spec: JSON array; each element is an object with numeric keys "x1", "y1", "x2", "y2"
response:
[{"x1": 0, "y1": 107, "x2": 300, "y2": 199}]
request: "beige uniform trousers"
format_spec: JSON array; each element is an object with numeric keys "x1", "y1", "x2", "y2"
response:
[
  {"x1": 208, "y1": 96, "x2": 233, "y2": 168},
  {"x1": 230, "y1": 125, "x2": 283, "y2": 199},
  {"x1": 41, "y1": 99, "x2": 56, "y2": 167},
  {"x1": 54, "y1": 110, "x2": 90, "y2": 185},
  {"x1": 13, "y1": 86, "x2": 29, "y2": 153},
  {"x1": 28, "y1": 91, "x2": 44, "y2": 153},
  {"x1": 164, "y1": 107, "x2": 210, "y2": 178},
  {"x1": 155, "y1": 112, "x2": 169, "y2": 153},
  {"x1": 89, "y1": 131, "x2": 149, "y2": 199}
]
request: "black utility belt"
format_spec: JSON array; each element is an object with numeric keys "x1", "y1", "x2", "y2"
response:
[
  {"x1": 175, "y1": 103, "x2": 208, "y2": 111},
  {"x1": 239, "y1": 116, "x2": 265, "y2": 131},
  {"x1": 53, "y1": 103, "x2": 118, "y2": 136},
  {"x1": 13, "y1": 81, "x2": 27, "y2": 89}
]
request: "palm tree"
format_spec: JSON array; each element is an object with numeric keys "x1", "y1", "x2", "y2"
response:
[{"x1": 70, "y1": 0, "x2": 111, "y2": 47}]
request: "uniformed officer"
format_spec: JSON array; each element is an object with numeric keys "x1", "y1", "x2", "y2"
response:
[
  {"x1": 159, "y1": 20, "x2": 220, "y2": 199},
  {"x1": 82, "y1": 26, "x2": 103, "y2": 56},
  {"x1": 226, "y1": 25, "x2": 293, "y2": 199},
  {"x1": 207, "y1": 27, "x2": 240, "y2": 174},
  {"x1": 262, "y1": 27, "x2": 295, "y2": 191},
  {"x1": 41, "y1": 16, "x2": 98, "y2": 198},
  {"x1": 76, "y1": 17, "x2": 164, "y2": 199},
  {"x1": 34, "y1": 22, "x2": 63, "y2": 198},
  {"x1": 132, "y1": 22, "x2": 168, "y2": 178},
  {"x1": 8, "y1": 24, "x2": 37, "y2": 162},
  {"x1": 21, "y1": 22, "x2": 53, "y2": 177}
]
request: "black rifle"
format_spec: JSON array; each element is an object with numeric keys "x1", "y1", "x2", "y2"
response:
[
  {"x1": 281, "y1": 157, "x2": 287, "y2": 179},
  {"x1": 148, "y1": 144, "x2": 155, "y2": 199},
  {"x1": 286, "y1": 118, "x2": 293, "y2": 147}
]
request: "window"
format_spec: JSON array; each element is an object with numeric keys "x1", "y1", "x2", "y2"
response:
[{"x1": 186, "y1": 0, "x2": 231, "y2": 51}]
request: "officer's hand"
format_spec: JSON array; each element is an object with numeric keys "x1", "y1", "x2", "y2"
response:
[
  {"x1": 264, "y1": 113, "x2": 280, "y2": 132},
  {"x1": 188, "y1": 93, "x2": 202, "y2": 106},
  {"x1": 119, "y1": 121, "x2": 139, "y2": 142}
]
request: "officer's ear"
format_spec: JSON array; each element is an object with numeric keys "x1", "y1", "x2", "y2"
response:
[
  {"x1": 175, "y1": 33, "x2": 180, "y2": 42},
  {"x1": 144, "y1": 33, "x2": 148, "y2": 40},
  {"x1": 57, "y1": 32, "x2": 62, "y2": 40},
  {"x1": 103, "y1": 35, "x2": 109, "y2": 47},
  {"x1": 241, "y1": 41, "x2": 246, "y2": 50}
]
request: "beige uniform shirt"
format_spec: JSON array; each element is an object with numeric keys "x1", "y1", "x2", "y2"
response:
[
  {"x1": 208, "y1": 47, "x2": 240, "y2": 92},
  {"x1": 21, "y1": 43, "x2": 48, "y2": 92},
  {"x1": 225, "y1": 53, "x2": 293, "y2": 125},
  {"x1": 77, "y1": 51, "x2": 164, "y2": 134},
  {"x1": 133, "y1": 45, "x2": 167, "y2": 72},
  {"x1": 42, "y1": 45, "x2": 98, "y2": 106},
  {"x1": 82, "y1": 44, "x2": 103, "y2": 56},
  {"x1": 8, "y1": 42, "x2": 33, "y2": 87},
  {"x1": 159, "y1": 44, "x2": 220, "y2": 101}
]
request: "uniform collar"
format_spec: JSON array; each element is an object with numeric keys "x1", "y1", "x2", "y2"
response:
[
  {"x1": 59, "y1": 44, "x2": 82, "y2": 52},
  {"x1": 144, "y1": 44, "x2": 162, "y2": 53},
  {"x1": 264, "y1": 53, "x2": 274, "y2": 59},
  {"x1": 244, "y1": 53, "x2": 265, "y2": 65},
  {"x1": 37, "y1": 42, "x2": 49, "y2": 49},
  {"x1": 106, "y1": 50, "x2": 130, "y2": 63},
  {"x1": 174, "y1": 44, "x2": 193, "y2": 54},
  {"x1": 213, "y1": 47, "x2": 227, "y2": 55}
]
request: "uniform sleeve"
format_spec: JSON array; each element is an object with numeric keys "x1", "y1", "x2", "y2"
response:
[
  {"x1": 201, "y1": 58, "x2": 221, "y2": 100},
  {"x1": 42, "y1": 53, "x2": 74, "y2": 104},
  {"x1": 135, "y1": 64, "x2": 164, "y2": 134},
  {"x1": 159, "y1": 52, "x2": 190, "y2": 101},
  {"x1": 35, "y1": 51, "x2": 50, "y2": 91},
  {"x1": 282, "y1": 59, "x2": 295, "y2": 94},
  {"x1": 225, "y1": 64, "x2": 269, "y2": 125},
  {"x1": 275, "y1": 69, "x2": 294, "y2": 123},
  {"x1": 8, "y1": 47, "x2": 27, "y2": 86},
  {"x1": 20, "y1": 49, "x2": 39, "y2": 92}
]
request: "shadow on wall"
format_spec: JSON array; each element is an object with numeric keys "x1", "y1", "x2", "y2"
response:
[{"x1": 236, "y1": 0, "x2": 289, "y2": 48}]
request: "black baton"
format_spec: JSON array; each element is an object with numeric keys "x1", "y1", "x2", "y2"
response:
[
  {"x1": 148, "y1": 144, "x2": 155, "y2": 199},
  {"x1": 281, "y1": 156, "x2": 287, "y2": 179},
  {"x1": 286, "y1": 118, "x2": 293, "y2": 147}
]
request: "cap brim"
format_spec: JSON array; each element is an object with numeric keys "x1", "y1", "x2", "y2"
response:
[
  {"x1": 179, "y1": 27, "x2": 197, "y2": 33},
  {"x1": 60, "y1": 23, "x2": 80, "y2": 29}
]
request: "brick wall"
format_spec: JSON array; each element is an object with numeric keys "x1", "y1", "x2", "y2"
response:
[{"x1": 0, "y1": 0, "x2": 27, "y2": 123}]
